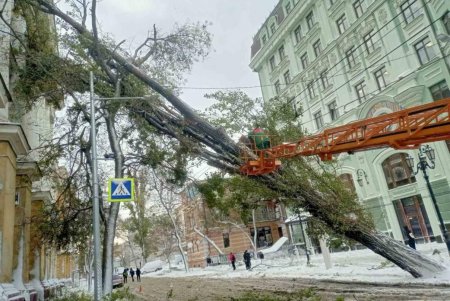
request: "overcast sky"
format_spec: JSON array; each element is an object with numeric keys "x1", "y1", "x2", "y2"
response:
[{"x1": 94, "y1": 0, "x2": 278, "y2": 110}]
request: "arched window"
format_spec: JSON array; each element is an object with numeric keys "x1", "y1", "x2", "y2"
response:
[
  {"x1": 382, "y1": 153, "x2": 416, "y2": 189},
  {"x1": 339, "y1": 173, "x2": 356, "y2": 192}
]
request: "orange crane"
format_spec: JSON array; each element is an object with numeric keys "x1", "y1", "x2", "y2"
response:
[{"x1": 240, "y1": 98, "x2": 450, "y2": 176}]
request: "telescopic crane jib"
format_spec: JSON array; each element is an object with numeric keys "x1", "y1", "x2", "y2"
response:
[{"x1": 241, "y1": 98, "x2": 450, "y2": 176}]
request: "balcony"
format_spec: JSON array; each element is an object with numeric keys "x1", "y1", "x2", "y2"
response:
[{"x1": 253, "y1": 208, "x2": 278, "y2": 222}]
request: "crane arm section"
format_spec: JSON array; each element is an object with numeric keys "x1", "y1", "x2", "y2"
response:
[{"x1": 241, "y1": 98, "x2": 450, "y2": 175}]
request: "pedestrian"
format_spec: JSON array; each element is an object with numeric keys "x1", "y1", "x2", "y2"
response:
[
  {"x1": 243, "y1": 250, "x2": 251, "y2": 270},
  {"x1": 228, "y1": 252, "x2": 236, "y2": 270},
  {"x1": 404, "y1": 226, "x2": 416, "y2": 250},
  {"x1": 122, "y1": 268, "x2": 128, "y2": 283},
  {"x1": 130, "y1": 267, "x2": 135, "y2": 282},
  {"x1": 136, "y1": 267, "x2": 141, "y2": 282}
]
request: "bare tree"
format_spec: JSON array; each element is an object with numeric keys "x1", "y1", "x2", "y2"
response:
[{"x1": 150, "y1": 172, "x2": 189, "y2": 272}]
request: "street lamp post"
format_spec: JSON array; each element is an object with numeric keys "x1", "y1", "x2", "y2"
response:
[
  {"x1": 406, "y1": 145, "x2": 450, "y2": 255},
  {"x1": 90, "y1": 71, "x2": 102, "y2": 301}
]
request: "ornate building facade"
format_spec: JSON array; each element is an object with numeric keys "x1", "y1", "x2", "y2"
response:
[{"x1": 250, "y1": 0, "x2": 450, "y2": 244}]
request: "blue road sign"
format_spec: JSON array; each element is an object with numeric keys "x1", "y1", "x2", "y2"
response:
[{"x1": 108, "y1": 178, "x2": 135, "y2": 202}]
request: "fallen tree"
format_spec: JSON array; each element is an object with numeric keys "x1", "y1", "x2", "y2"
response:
[{"x1": 27, "y1": 0, "x2": 447, "y2": 278}]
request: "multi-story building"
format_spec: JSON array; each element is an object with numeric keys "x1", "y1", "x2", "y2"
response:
[
  {"x1": 0, "y1": 0, "x2": 66, "y2": 297},
  {"x1": 250, "y1": 0, "x2": 450, "y2": 245},
  {"x1": 179, "y1": 184, "x2": 288, "y2": 268}
]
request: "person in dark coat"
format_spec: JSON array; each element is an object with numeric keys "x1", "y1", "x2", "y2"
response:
[
  {"x1": 129, "y1": 268, "x2": 135, "y2": 282},
  {"x1": 243, "y1": 250, "x2": 251, "y2": 270},
  {"x1": 404, "y1": 226, "x2": 416, "y2": 250},
  {"x1": 122, "y1": 268, "x2": 128, "y2": 283},
  {"x1": 136, "y1": 268, "x2": 141, "y2": 282}
]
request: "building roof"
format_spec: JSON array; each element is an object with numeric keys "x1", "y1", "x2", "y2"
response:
[{"x1": 251, "y1": 1, "x2": 285, "y2": 58}]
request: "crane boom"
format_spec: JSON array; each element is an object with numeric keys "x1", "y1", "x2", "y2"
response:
[{"x1": 241, "y1": 98, "x2": 450, "y2": 175}]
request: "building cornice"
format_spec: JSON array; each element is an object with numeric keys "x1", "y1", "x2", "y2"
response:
[
  {"x1": 0, "y1": 122, "x2": 31, "y2": 156},
  {"x1": 17, "y1": 161, "x2": 41, "y2": 181},
  {"x1": 32, "y1": 190, "x2": 52, "y2": 202}
]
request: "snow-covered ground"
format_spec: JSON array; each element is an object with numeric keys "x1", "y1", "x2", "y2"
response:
[{"x1": 143, "y1": 242, "x2": 450, "y2": 285}]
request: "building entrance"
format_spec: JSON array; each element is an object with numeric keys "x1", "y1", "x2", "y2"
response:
[{"x1": 394, "y1": 195, "x2": 434, "y2": 243}]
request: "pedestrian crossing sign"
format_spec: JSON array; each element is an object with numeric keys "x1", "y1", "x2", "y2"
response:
[{"x1": 108, "y1": 178, "x2": 135, "y2": 202}]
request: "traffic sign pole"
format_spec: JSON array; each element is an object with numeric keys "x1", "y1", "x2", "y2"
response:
[{"x1": 90, "y1": 71, "x2": 103, "y2": 300}]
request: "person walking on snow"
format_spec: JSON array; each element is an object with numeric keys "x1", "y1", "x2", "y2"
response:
[
  {"x1": 136, "y1": 267, "x2": 141, "y2": 282},
  {"x1": 243, "y1": 250, "x2": 251, "y2": 270},
  {"x1": 122, "y1": 268, "x2": 128, "y2": 283},
  {"x1": 228, "y1": 252, "x2": 236, "y2": 270},
  {"x1": 130, "y1": 268, "x2": 135, "y2": 282}
]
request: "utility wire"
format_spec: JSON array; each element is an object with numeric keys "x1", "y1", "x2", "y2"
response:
[
  {"x1": 286, "y1": 18, "x2": 447, "y2": 130},
  {"x1": 280, "y1": 3, "x2": 429, "y2": 106}
]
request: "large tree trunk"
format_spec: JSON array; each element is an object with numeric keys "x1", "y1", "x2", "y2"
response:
[
  {"x1": 101, "y1": 83, "x2": 124, "y2": 294},
  {"x1": 31, "y1": 0, "x2": 447, "y2": 278}
]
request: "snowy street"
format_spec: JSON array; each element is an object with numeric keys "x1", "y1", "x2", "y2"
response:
[{"x1": 128, "y1": 243, "x2": 450, "y2": 300}]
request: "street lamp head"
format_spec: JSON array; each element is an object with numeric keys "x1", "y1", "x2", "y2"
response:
[
  {"x1": 356, "y1": 169, "x2": 369, "y2": 187},
  {"x1": 104, "y1": 153, "x2": 115, "y2": 159},
  {"x1": 424, "y1": 145, "x2": 435, "y2": 163},
  {"x1": 357, "y1": 177, "x2": 363, "y2": 187},
  {"x1": 406, "y1": 155, "x2": 414, "y2": 172}
]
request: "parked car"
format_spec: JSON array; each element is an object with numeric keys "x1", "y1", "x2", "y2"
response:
[
  {"x1": 112, "y1": 274, "x2": 123, "y2": 288},
  {"x1": 141, "y1": 259, "x2": 164, "y2": 274}
]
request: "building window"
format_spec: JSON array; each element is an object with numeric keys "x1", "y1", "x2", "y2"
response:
[
  {"x1": 301, "y1": 53, "x2": 309, "y2": 69},
  {"x1": 346, "y1": 47, "x2": 356, "y2": 68},
  {"x1": 401, "y1": 0, "x2": 421, "y2": 24},
  {"x1": 285, "y1": 2, "x2": 292, "y2": 14},
  {"x1": 307, "y1": 81, "x2": 316, "y2": 99},
  {"x1": 270, "y1": 23, "x2": 276, "y2": 35},
  {"x1": 320, "y1": 69, "x2": 330, "y2": 90},
  {"x1": 443, "y1": 12, "x2": 450, "y2": 34},
  {"x1": 414, "y1": 36, "x2": 436, "y2": 65},
  {"x1": 294, "y1": 25, "x2": 302, "y2": 44},
  {"x1": 363, "y1": 30, "x2": 375, "y2": 54},
  {"x1": 223, "y1": 233, "x2": 230, "y2": 248},
  {"x1": 275, "y1": 80, "x2": 281, "y2": 94},
  {"x1": 314, "y1": 111, "x2": 324, "y2": 129},
  {"x1": 269, "y1": 55, "x2": 276, "y2": 71},
  {"x1": 374, "y1": 66, "x2": 387, "y2": 91},
  {"x1": 251, "y1": 227, "x2": 273, "y2": 248},
  {"x1": 353, "y1": 0, "x2": 364, "y2": 18},
  {"x1": 429, "y1": 80, "x2": 450, "y2": 101},
  {"x1": 313, "y1": 39, "x2": 322, "y2": 58},
  {"x1": 279, "y1": 45, "x2": 286, "y2": 61},
  {"x1": 355, "y1": 81, "x2": 367, "y2": 103},
  {"x1": 336, "y1": 14, "x2": 347, "y2": 34},
  {"x1": 339, "y1": 173, "x2": 356, "y2": 192},
  {"x1": 306, "y1": 11, "x2": 315, "y2": 30},
  {"x1": 382, "y1": 153, "x2": 416, "y2": 189},
  {"x1": 328, "y1": 100, "x2": 339, "y2": 121},
  {"x1": 284, "y1": 70, "x2": 291, "y2": 85},
  {"x1": 262, "y1": 35, "x2": 267, "y2": 44}
]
